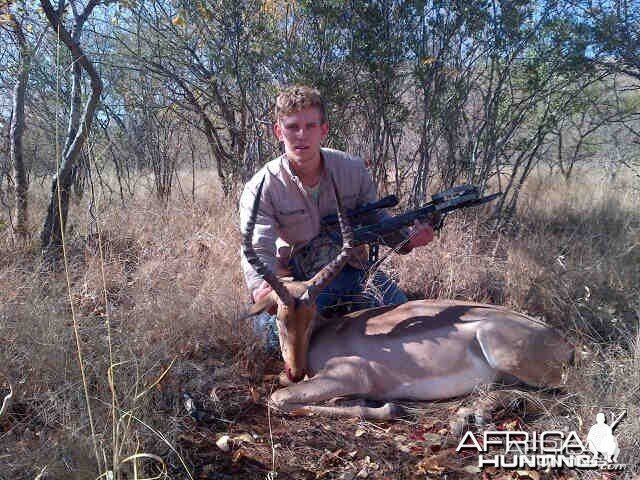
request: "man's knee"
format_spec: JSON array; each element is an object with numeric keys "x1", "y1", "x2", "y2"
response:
[
  {"x1": 385, "y1": 286, "x2": 408, "y2": 306},
  {"x1": 315, "y1": 266, "x2": 365, "y2": 312},
  {"x1": 371, "y1": 271, "x2": 407, "y2": 306},
  {"x1": 253, "y1": 312, "x2": 280, "y2": 352}
]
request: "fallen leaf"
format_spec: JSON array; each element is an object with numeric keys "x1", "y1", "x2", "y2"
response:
[
  {"x1": 338, "y1": 472, "x2": 355, "y2": 480},
  {"x1": 355, "y1": 428, "x2": 365, "y2": 438},
  {"x1": 232, "y1": 450, "x2": 244, "y2": 463},
  {"x1": 394, "y1": 433, "x2": 415, "y2": 453},
  {"x1": 233, "y1": 433, "x2": 253, "y2": 444},
  {"x1": 416, "y1": 457, "x2": 445, "y2": 475},
  {"x1": 172, "y1": 14, "x2": 186, "y2": 27},
  {"x1": 249, "y1": 387, "x2": 260, "y2": 403},
  {"x1": 422, "y1": 433, "x2": 442, "y2": 446},
  {"x1": 491, "y1": 474, "x2": 514, "y2": 480},
  {"x1": 463, "y1": 465, "x2": 482, "y2": 474},
  {"x1": 216, "y1": 435, "x2": 230, "y2": 452},
  {"x1": 356, "y1": 456, "x2": 379, "y2": 478},
  {"x1": 363, "y1": 456, "x2": 378, "y2": 469},
  {"x1": 319, "y1": 448, "x2": 343, "y2": 468},
  {"x1": 516, "y1": 471, "x2": 540, "y2": 480},
  {"x1": 502, "y1": 419, "x2": 519, "y2": 431},
  {"x1": 177, "y1": 432, "x2": 205, "y2": 446}
]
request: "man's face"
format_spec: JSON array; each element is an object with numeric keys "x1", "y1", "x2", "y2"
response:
[{"x1": 274, "y1": 107, "x2": 329, "y2": 167}]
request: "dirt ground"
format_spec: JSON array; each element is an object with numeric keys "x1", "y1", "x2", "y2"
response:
[{"x1": 168, "y1": 357, "x2": 591, "y2": 480}]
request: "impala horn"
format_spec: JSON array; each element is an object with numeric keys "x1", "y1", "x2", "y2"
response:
[
  {"x1": 306, "y1": 174, "x2": 354, "y2": 299},
  {"x1": 242, "y1": 176, "x2": 296, "y2": 307}
]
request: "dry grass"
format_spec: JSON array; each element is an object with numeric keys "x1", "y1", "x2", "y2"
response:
[{"x1": 0, "y1": 167, "x2": 638, "y2": 479}]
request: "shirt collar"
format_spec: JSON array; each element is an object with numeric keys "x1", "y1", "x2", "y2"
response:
[{"x1": 282, "y1": 149, "x2": 329, "y2": 186}]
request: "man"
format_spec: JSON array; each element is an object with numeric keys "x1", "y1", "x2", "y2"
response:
[{"x1": 239, "y1": 86, "x2": 434, "y2": 347}]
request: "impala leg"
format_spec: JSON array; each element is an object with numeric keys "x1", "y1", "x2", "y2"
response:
[
  {"x1": 451, "y1": 389, "x2": 537, "y2": 437},
  {"x1": 269, "y1": 358, "x2": 404, "y2": 419},
  {"x1": 270, "y1": 377, "x2": 403, "y2": 419},
  {"x1": 451, "y1": 394, "x2": 497, "y2": 436},
  {"x1": 293, "y1": 402, "x2": 404, "y2": 420}
]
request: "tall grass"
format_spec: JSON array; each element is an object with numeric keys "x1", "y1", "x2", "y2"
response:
[
  {"x1": 0, "y1": 167, "x2": 638, "y2": 478},
  {"x1": 392, "y1": 169, "x2": 639, "y2": 474}
]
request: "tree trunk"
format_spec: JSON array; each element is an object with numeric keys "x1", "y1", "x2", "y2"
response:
[
  {"x1": 40, "y1": 176, "x2": 71, "y2": 254},
  {"x1": 39, "y1": 0, "x2": 103, "y2": 258},
  {"x1": 9, "y1": 16, "x2": 30, "y2": 239}
]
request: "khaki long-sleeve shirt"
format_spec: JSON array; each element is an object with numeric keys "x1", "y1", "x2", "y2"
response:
[{"x1": 239, "y1": 148, "x2": 408, "y2": 293}]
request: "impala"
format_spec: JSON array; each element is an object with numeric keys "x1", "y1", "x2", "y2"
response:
[{"x1": 243, "y1": 176, "x2": 573, "y2": 420}]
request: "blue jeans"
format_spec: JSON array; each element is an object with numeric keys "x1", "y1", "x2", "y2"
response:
[
  {"x1": 314, "y1": 265, "x2": 407, "y2": 314},
  {"x1": 253, "y1": 266, "x2": 407, "y2": 351}
]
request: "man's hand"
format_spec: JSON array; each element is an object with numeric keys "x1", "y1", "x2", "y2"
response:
[
  {"x1": 252, "y1": 280, "x2": 277, "y2": 315},
  {"x1": 253, "y1": 280, "x2": 273, "y2": 303},
  {"x1": 407, "y1": 219, "x2": 435, "y2": 250}
]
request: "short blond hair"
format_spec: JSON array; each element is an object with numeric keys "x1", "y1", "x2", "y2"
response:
[{"x1": 274, "y1": 85, "x2": 326, "y2": 123}]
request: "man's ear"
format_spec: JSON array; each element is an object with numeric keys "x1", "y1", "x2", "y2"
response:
[
  {"x1": 273, "y1": 122, "x2": 283, "y2": 141},
  {"x1": 248, "y1": 290, "x2": 278, "y2": 316},
  {"x1": 321, "y1": 122, "x2": 330, "y2": 140}
]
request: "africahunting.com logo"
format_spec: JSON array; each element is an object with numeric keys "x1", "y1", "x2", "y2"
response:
[{"x1": 456, "y1": 411, "x2": 626, "y2": 471}]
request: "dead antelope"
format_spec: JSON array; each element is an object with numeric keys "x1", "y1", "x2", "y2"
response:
[{"x1": 243, "y1": 176, "x2": 573, "y2": 420}]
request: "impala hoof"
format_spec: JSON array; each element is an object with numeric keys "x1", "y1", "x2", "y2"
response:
[
  {"x1": 381, "y1": 402, "x2": 405, "y2": 419},
  {"x1": 278, "y1": 370, "x2": 293, "y2": 386},
  {"x1": 451, "y1": 406, "x2": 494, "y2": 438}
]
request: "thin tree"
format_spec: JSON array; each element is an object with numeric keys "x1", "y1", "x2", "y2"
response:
[
  {"x1": 39, "y1": 0, "x2": 105, "y2": 257},
  {"x1": 3, "y1": 6, "x2": 47, "y2": 240}
]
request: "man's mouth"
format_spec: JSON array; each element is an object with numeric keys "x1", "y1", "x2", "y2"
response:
[{"x1": 294, "y1": 146, "x2": 309, "y2": 151}]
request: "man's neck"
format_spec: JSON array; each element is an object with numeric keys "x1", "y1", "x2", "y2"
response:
[{"x1": 288, "y1": 152, "x2": 323, "y2": 187}]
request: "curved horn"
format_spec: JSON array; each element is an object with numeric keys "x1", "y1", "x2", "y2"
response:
[
  {"x1": 307, "y1": 174, "x2": 353, "y2": 298},
  {"x1": 242, "y1": 176, "x2": 296, "y2": 307}
]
